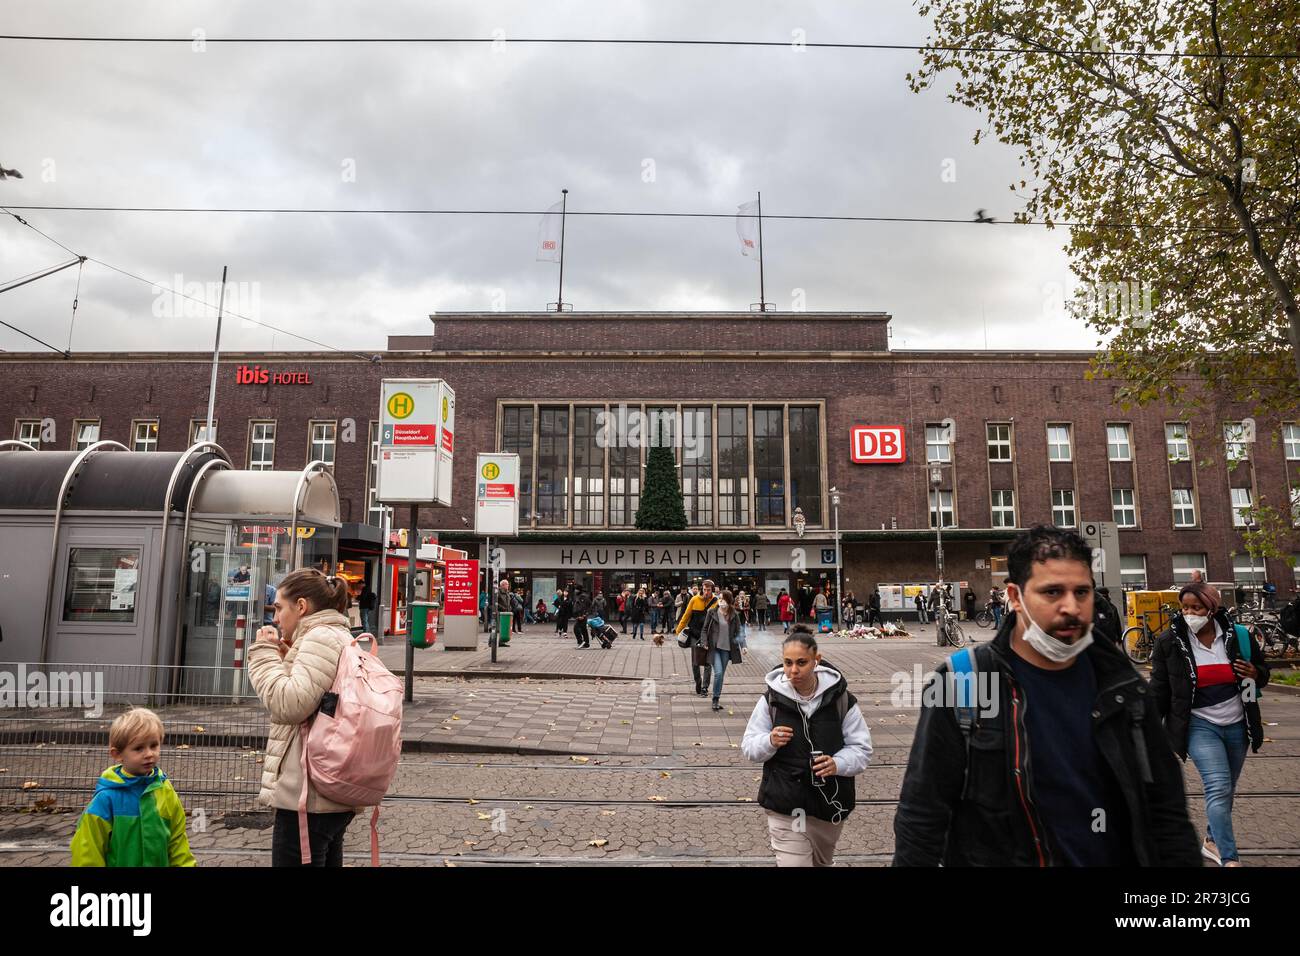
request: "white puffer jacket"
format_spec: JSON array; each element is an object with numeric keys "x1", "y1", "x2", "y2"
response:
[{"x1": 245, "y1": 609, "x2": 354, "y2": 812}]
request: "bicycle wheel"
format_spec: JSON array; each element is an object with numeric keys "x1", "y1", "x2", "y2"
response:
[
  {"x1": 976, "y1": 608, "x2": 994, "y2": 629},
  {"x1": 1123, "y1": 626, "x2": 1151, "y2": 664},
  {"x1": 949, "y1": 624, "x2": 967, "y2": 647}
]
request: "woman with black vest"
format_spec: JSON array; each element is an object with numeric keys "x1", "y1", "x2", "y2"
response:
[
  {"x1": 1151, "y1": 581, "x2": 1270, "y2": 867},
  {"x1": 741, "y1": 626, "x2": 873, "y2": 866}
]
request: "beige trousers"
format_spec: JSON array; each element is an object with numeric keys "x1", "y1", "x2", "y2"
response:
[{"x1": 765, "y1": 809, "x2": 843, "y2": 867}]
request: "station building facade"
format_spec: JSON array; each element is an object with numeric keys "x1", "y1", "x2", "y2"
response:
[{"x1": 3, "y1": 312, "x2": 1297, "y2": 629}]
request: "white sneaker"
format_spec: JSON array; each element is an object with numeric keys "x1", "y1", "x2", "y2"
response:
[{"x1": 1201, "y1": 838, "x2": 1221, "y2": 865}]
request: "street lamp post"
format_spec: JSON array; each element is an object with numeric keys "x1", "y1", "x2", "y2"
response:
[
  {"x1": 929, "y1": 466, "x2": 945, "y2": 581},
  {"x1": 830, "y1": 487, "x2": 842, "y2": 627}
]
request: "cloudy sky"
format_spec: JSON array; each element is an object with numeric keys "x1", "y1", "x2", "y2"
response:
[{"x1": 1, "y1": 1, "x2": 1092, "y2": 355}]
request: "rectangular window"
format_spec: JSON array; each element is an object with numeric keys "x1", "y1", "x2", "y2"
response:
[
  {"x1": 680, "y1": 406, "x2": 713, "y2": 527},
  {"x1": 1120, "y1": 555, "x2": 1147, "y2": 591},
  {"x1": 73, "y1": 420, "x2": 100, "y2": 451},
  {"x1": 1231, "y1": 487, "x2": 1253, "y2": 527},
  {"x1": 717, "y1": 406, "x2": 750, "y2": 526},
  {"x1": 1171, "y1": 488, "x2": 1197, "y2": 527},
  {"x1": 1284, "y1": 423, "x2": 1300, "y2": 460},
  {"x1": 190, "y1": 420, "x2": 217, "y2": 444},
  {"x1": 1172, "y1": 553, "x2": 1208, "y2": 584},
  {"x1": 1111, "y1": 488, "x2": 1136, "y2": 528},
  {"x1": 63, "y1": 548, "x2": 140, "y2": 623},
  {"x1": 929, "y1": 489, "x2": 954, "y2": 529},
  {"x1": 753, "y1": 406, "x2": 785, "y2": 526},
  {"x1": 132, "y1": 420, "x2": 159, "y2": 452},
  {"x1": 1052, "y1": 489, "x2": 1076, "y2": 527},
  {"x1": 15, "y1": 419, "x2": 42, "y2": 450},
  {"x1": 608, "y1": 405, "x2": 641, "y2": 527},
  {"x1": 1047, "y1": 424, "x2": 1072, "y2": 461},
  {"x1": 1106, "y1": 423, "x2": 1132, "y2": 461},
  {"x1": 573, "y1": 405, "x2": 605, "y2": 526},
  {"x1": 991, "y1": 489, "x2": 1016, "y2": 528},
  {"x1": 309, "y1": 420, "x2": 337, "y2": 466},
  {"x1": 1224, "y1": 422, "x2": 1250, "y2": 462},
  {"x1": 248, "y1": 421, "x2": 275, "y2": 471},
  {"x1": 1165, "y1": 423, "x2": 1190, "y2": 461},
  {"x1": 1232, "y1": 553, "x2": 1266, "y2": 584},
  {"x1": 986, "y1": 423, "x2": 1012, "y2": 461},
  {"x1": 926, "y1": 423, "x2": 952, "y2": 463},
  {"x1": 366, "y1": 421, "x2": 385, "y2": 525},
  {"x1": 536, "y1": 406, "x2": 570, "y2": 525},
  {"x1": 788, "y1": 406, "x2": 822, "y2": 524},
  {"x1": 502, "y1": 405, "x2": 535, "y2": 526},
  {"x1": 1291, "y1": 484, "x2": 1300, "y2": 528}
]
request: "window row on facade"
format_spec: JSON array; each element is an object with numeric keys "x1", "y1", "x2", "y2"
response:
[
  {"x1": 926, "y1": 420, "x2": 1300, "y2": 465},
  {"x1": 13, "y1": 417, "x2": 341, "y2": 469},
  {"x1": 496, "y1": 402, "x2": 825, "y2": 529},
  {"x1": 1117, "y1": 552, "x2": 1300, "y2": 589}
]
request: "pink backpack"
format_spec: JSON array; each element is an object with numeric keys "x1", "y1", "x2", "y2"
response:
[{"x1": 297, "y1": 635, "x2": 403, "y2": 865}]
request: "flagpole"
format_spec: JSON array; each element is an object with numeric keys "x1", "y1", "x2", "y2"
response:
[
  {"x1": 756, "y1": 191, "x2": 767, "y2": 312},
  {"x1": 204, "y1": 265, "x2": 228, "y2": 441},
  {"x1": 557, "y1": 188, "x2": 568, "y2": 311}
]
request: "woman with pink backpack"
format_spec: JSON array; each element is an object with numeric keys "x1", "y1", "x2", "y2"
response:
[{"x1": 249, "y1": 568, "x2": 402, "y2": 867}]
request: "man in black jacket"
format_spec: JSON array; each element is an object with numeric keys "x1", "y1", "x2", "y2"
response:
[{"x1": 893, "y1": 525, "x2": 1200, "y2": 866}]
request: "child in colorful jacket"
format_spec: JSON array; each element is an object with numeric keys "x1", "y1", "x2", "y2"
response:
[{"x1": 71, "y1": 707, "x2": 196, "y2": 867}]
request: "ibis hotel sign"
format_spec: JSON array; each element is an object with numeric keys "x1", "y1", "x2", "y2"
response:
[{"x1": 376, "y1": 379, "x2": 455, "y2": 505}]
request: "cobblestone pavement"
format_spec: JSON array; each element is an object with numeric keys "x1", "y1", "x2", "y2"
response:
[{"x1": 2, "y1": 624, "x2": 1297, "y2": 866}]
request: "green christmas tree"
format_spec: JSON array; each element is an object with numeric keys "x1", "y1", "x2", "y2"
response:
[{"x1": 635, "y1": 425, "x2": 687, "y2": 530}]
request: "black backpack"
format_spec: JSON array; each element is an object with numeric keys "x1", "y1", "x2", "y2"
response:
[{"x1": 1281, "y1": 597, "x2": 1300, "y2": 637}]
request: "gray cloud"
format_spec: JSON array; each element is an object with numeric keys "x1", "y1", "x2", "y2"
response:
[{"x1": 0, "y1": 1, "x2": 1093, "y2": 355}]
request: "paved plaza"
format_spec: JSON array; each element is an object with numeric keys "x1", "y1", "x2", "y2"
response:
[{"x1": 3, "y1": 623, "x2": 1298, "y2": 865}]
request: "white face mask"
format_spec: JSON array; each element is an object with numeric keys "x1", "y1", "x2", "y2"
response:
[
  {"x1": 1015, "y1": 595, "x2": 1093, "y2": 663},
  {"x1": 1182, "y1": 614, "x2": 1211, "y2": 634}
]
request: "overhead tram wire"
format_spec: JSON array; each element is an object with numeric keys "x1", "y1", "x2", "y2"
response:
[
  {"x1": 1, "y1": 207, "x2": 374, "y2": 359},
  {"x1": 2, "y1": 204, "x2": 1239, "y2": 234},
  {"x1": 0, "y1": 34, "x2": 1296, "y2": 60}
]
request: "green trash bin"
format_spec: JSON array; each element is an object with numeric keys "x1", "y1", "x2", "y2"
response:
[
  {"x1": 410, "y1": 601, "x2": 437, "y2": 648},
  {"x1": 497, "y1": 611, "x2": 512, "y2": 647}
]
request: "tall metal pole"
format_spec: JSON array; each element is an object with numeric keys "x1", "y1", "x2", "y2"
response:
[
  {"x1": 756, "y1": 191, "x2": 767, "y2": 312},
  {"x1": 833, "y1": 490, "x2": 842, "y2": 627},
  {"x1": 204, "y1": 266, "x2": 228, "y2": 442},
  {"x1": 405, "y1": 505, "x2": 417, "y2": 703},
  {"x1": 377, "y1": 505, "x2": 390, "y2": 642},
  {"x1": 556, "y1": 189, "x2": 568, "y2": 311}
]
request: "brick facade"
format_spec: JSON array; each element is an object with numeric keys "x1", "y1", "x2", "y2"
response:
[{"x1": 3, "y1": 312, "x2": 1297, "y2": 594}]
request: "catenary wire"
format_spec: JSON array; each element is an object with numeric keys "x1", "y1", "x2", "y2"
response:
[{"x1": 0, "y1": 34, "x2": 1296, "y2": 59}]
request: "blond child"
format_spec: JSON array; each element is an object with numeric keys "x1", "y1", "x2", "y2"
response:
[{"x1": 71, "y1": 707, "x2": 195, "y2": 866}]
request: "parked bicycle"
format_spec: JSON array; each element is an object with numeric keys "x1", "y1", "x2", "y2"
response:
[
  {"x1": 1122, "y1": 603, "x2": 1176, "y2": 664},
  {"x1": 974, "y1": 603, "x2": 996, "y2": 629},
  {"x1": 937, "y1": 605, "x2": 967, "y2": 648}
]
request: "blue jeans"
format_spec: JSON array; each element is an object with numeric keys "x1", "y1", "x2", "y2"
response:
[
  {"x1": 650, "y1": 609, "x2": 660, "y2": 632},
  {"x1": 632, "y1": 622, "x2": 646, "y2": 639},
  {"x1": 1187, "y1": 715, "x2": 1249, "y2": 863},
  {"x1": 709, "y1": 649, "x2": 731, "y2": 700},
  {"x1": 992, "y1": 605, "x2": 1002, "y2": 627}
]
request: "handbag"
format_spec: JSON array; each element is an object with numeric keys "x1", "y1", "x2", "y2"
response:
[{"x1": 677, "y1": 596, "x2": 717, "y2": 648}]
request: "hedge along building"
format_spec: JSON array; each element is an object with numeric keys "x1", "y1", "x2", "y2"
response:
[{"x1": 3, "y1": 312, "x2": 1298, "y2": 629}]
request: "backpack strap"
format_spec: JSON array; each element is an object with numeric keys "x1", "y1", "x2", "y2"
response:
[
  {"x1": 948, "y1": 647, "x2": 979, "y2": 800},
  {"x1": 298, "y1": 723, "x2": 313, "y2": 865}
]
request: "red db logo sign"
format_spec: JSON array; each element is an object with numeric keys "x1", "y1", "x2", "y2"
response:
[{"x1": 851, "y1": 426, "x2": 906, "y2": 464}]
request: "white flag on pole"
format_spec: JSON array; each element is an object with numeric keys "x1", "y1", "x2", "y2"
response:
[
  {"x1": 736, "y1": 200, "x2": 761, "y2": 260},
  {"x1": 537, "y1": 200, "x2": 564, "y2": 262}
]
